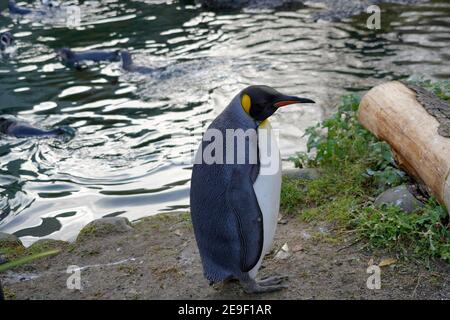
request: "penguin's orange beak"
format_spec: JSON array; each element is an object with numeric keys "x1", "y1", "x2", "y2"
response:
[{"x1": 274, "y1": 96, "x2": 315, "y2": 108}]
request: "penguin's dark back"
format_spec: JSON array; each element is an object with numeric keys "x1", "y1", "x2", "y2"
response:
[{"x1": 190, "y1": 98, "x2": 262, "y2": 282}]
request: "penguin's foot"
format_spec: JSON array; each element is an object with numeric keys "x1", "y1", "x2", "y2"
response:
[
  {"x1": 258, "y1": 275, "x2": 289, "y2": 286},
  {"x1": 241, "y1": 277, "x2": 288, "y2": 294}
]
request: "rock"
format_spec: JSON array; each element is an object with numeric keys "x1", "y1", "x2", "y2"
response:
[
  {"x1": 300, "y1": 231, "x2": 311, "y2": 240},
  {"x1": 374, "y1": 185, "x2": 424, "y2": 213},
  {"x1": 277, "y1": 214, "x2": 288, "y2": 225},
  {"x1": 282, "y1": 168, "x2": 322, "y2": 180},
  {"x1": 0, "y1": 232, "x2": 23, "y2": 248},
  {"x1": 77, "y1": 217, "x2": 133, "y2": 242},
  {"x1": 28, "y1": 239, "x2": 68, "y2": 254},
  {"x1": 274, "y1": 243, "x2": 291, "y2": 260},
  {"x1": 0, "y1": 255, "x2": 8, "y2": 265}
]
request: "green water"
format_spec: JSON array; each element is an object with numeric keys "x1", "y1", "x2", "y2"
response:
[{"x1": 0, "y1": 0, "x2": 449, "y2": 245}]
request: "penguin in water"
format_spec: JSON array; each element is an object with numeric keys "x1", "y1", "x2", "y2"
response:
[
  {"x1": 119, "y1": 50, "x2": 155, "y2": 74},
  {"x1": 57, "y1": 48, "x2": 121, "y2": 69},
  {"x1": 8, "y1": 0, "x2": 33, "y2": 15},
  {"x1": 0, "y1": 32, "x2": 14, "y2": 54},
  {"x1": 8, "y1": 0, "x2": 47, "y2": 16},
  {"x1": 0, "y1": 117, "x2": 75, "y2": 139},
  {"x1": 8, "y1": 0, "x2": 57, "y2": 16},
  {"x1": 190, "y1": 85, "x2": 314, "y2": 293},
  {"x1": 41, "y1": 0, "x2": 60, "y2": 9}
]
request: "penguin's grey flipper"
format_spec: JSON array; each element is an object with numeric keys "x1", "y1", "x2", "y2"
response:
[
  {"x1": 227, "y1": 167, "x2": 263, "y2": 273},
  {"x1": 241, "y1": 278, "x2": 288, "y2": 294}
]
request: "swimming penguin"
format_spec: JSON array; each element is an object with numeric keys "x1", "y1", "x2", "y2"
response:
[
  {"x1": 41, "y1": 0, "x2": 60, "y2": 9},
  {"x1": 8, "y1": 0, "x2": 46, "y2": 15},
  {"x1": 8, "y1": 0, "x2": 57, "y2": 16},
  {"x1": 0, "y1": 32, "x2": 14, "y2": 53},
  {"x1": 119, "y1": 50, "x2": 155, "y2": 74},
  {"x1": 57, "y1": 48, "x2": 121, "y2": 69},
  {"x1": 8, "y1": 0, "x2": 32, "y2": 15},
  {"x1": 0, "y1": 117, "x2": 75, "y2": 139},
  {"x1": 190, "y1": 85, "x2": 314, "y2": 293}
]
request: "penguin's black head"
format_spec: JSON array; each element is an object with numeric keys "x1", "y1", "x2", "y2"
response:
[
  {"x1": 0, "y1": 32, "x2": 14, "y2": 51},
  {"x1": 57, "y1": 48, "x2": 75, "y2": 63},
  {"x1": 0, "y1": 117, "x2": 13, "y2": 133},
  {"x1": 240, "y1": 85, "x2": 315, "y2": 122},
  {"x1": 42, "y1": 0, "x2": 56, "y2": 7}
]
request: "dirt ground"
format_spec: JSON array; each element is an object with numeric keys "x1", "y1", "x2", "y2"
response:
[{"x1": 1, "y1": 213, "x2": 449, "y2": 300}]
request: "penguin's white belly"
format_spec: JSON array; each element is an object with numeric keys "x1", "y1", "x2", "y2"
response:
[{"x1": 249, "y1": 121, "x2": 281, "y2": 279}]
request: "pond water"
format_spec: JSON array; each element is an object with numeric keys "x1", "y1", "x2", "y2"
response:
[{"x1": 0, "y1": 0, "x2": 449, "y2": 246}]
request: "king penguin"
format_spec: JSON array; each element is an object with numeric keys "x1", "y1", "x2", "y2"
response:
[{"x1": 190, "y1": 85, "x2": 315, "y2": 293}]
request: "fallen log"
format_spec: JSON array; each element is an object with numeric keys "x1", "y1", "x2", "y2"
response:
[{"x1": 358, "y1": 81, "x2": 450, "y2": 211}]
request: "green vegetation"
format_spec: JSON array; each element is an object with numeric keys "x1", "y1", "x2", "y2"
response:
[
  {"x1": 0, "y1": 249, "x2": 60, "y2": 272},
  {"x1": 0, "y1": 239, "x2": 66, "y2": 272},
  {"x1": 76, "y1": 223, "x2": 98, "y2": 242},
  {"x1": 284, "y1": 81, "x2": 450, "y2": 262},
  {"x1": 354, "y1": 200, "x2": 449, "y2": 261}
]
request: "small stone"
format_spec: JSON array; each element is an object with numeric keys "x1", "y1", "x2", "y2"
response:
[
  {"x1": 128, "y1": 288, "x2": 138, "y2": 295},
  {"x1": 174, "y1": 229, "x2": 183, "y2": 237},
  {"x1": 317, "y1": 226, "x2": 328, "y2": 234},
  {"x1": 277, "y1": 215, "x2": 288, "y2": 225},
  {"x1": 300, "y1": 231, "x2": 311, "y2": 240},
  {"x1": 77, "y1": 217, "x2": 133, "y2": 242},
  {"x1": 282, "y1": 168, "x2": 322, "y2": 180},
  {"x1": 0, "y1": 255, "x2": 8, "y2": 264},
  {"x1": 374, "y1": 185, "x2": 424, "y2": 213},
  {"x1": 274, "y1": 243, "x2": 291, "y2": 260},
  {"x1": 333, "y1": 260, "x2": 343, "y2": 266},
  {"x1": 0, "y1": 232, "x2": 23, "y2": 248}
]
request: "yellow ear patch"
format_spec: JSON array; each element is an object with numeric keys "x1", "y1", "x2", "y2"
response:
[
  {"x1": 259, "y1": 119, "x2": 270, "y2": 128},
  {"x1": 241, "y1": 94, "x2": 251, "y2": 114}
]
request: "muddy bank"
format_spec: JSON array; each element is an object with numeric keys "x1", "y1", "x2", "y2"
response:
[{"x1": 1, "y1": 212, "x2": 449, "y2": 300}]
